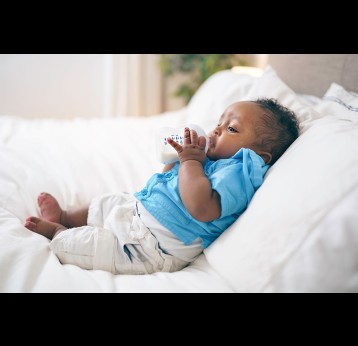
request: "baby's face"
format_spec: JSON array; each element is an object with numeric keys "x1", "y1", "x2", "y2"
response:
[{"x1": 206, "y1": 101, "x2": 265, "y2": 160}]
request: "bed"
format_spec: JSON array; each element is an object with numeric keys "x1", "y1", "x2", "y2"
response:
[{"x1": 1, "y1": 54, "x2": 358, "y2": 293}]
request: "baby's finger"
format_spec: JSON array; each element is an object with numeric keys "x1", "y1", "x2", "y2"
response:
[
  {"x1": 198, "y1": 136, "x2": 206, "y2": 149},
  {"x1": 183, "y1": 127, "x2": 191, "y2": 145},
  {"x1": 167, "y1": 137, "x2": 182, "y2": 152},
  {"x1": 190, "y1": 129, "x2": 198, "y2": 144}
]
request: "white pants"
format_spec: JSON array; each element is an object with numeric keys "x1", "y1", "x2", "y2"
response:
[{"x1": 50, "y1": 192, "x2": 188, "y2": 275}]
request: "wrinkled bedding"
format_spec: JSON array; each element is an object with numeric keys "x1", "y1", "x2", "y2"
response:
[{"x1": 0, "y1": 109, "x2": 234, "y2": 292}]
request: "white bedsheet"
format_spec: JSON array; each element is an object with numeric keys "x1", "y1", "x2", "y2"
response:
[
  {"x1": 0, "y1": 110, "x2": 234, "y2": 292},
  {"x1": 0, "y1": 206, "x2": 232, "y2": 292}
]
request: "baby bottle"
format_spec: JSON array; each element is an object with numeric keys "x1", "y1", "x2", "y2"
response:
[{"x1": 156, "y1": 124, "x2": 209, "y2": 164}]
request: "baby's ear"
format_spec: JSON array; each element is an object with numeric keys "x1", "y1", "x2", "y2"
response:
[{"x1": 258, "y1": 151, "x2": 272, "y2": 165}]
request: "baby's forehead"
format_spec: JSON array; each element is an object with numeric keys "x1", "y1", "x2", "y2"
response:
[{"x1": 221, "y1": 101, "x2": 262, "y2": 120}]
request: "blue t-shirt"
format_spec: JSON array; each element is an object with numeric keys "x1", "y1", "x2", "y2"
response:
[{"x1": 134, "y1": 148, "x2": 269, "y2": 248}]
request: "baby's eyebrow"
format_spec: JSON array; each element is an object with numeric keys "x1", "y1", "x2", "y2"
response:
[
  {"x1": 226, "y1": 112, "x2": 240, "y2": 122},
  {"x1": 219, "y1": 113, "x2": 225, "y2": 121},
  {"x1": 220, "y1": 111, "x2": 231, "y2": 121},
  {"x1": 227, "y1": 115, "x2": 243, "y2": 129},
  {"x1": 220, "y1": 111, "x2": 240, "y2": 123}
]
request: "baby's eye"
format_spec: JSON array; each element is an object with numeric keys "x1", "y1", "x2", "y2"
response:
[{"x1": 227, "y1": 126, "x2": 237, "y2": 133}]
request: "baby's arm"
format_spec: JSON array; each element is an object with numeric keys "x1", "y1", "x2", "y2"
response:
[{"x1": 168, "y1": 128, "x2": 221, "y2": 222}]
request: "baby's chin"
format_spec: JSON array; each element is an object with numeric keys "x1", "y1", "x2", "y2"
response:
[
  {"x1": 206, "y1": 150, "x2": 220, "y2": 161},
  {"x1": 206, "y1": 148, "x2": 214, "y2": 159},
  {"x1": 207, "y1": 149, "x2": 235, "y2": 161}
]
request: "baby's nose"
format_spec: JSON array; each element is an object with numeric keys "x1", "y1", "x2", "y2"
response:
[{"x1": 214, "y1": 127, "x2": 221, "y2": 135}]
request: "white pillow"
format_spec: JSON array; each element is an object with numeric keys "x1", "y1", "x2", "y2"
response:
[
  {"x1": 314, "y1": 82, "x2": 358, "y2": 121},
  {"x1": 187, "y1": 66, "x2": 323, "y2": 133},
  {"x1": 186, "y1": 70, "x2": 257, "y2": 131},
  {"x1": 244, "y1": 66, "x2": 323, "y2": 131},
  {"x1": 267, "y1": 184, "x2": 358, "y2": 292},
  {"x1": 187, "y1": 66, "x2": 358, "y2": 291},
  {"x1": 204, "y1": 114, "x2": 358, "y2": 292}
]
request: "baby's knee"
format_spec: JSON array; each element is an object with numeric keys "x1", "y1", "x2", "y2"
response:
[{"x1": 50, "y1": 226, "x2": 116, "y2": 273}]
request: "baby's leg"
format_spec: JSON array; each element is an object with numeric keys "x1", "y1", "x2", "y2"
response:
[
  {"x1": 25, "y1": 216, "x2": 67, "y2": 240},
  {"x1": 38, "y1": 192, "x2": 89, "y2": 228}
]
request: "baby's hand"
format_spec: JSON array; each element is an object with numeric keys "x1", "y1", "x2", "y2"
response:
[{"x1": 167, "y1": 127, "x2": 207, "y2": 165}]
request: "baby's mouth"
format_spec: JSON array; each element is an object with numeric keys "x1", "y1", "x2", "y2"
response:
[{"x1": 208, "y1": 137, "x2": 215, "y2": 148}]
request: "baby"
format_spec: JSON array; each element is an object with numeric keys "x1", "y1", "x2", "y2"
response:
[{"x1": 25, "y1": 98, "x2": 299, "y2": 275}]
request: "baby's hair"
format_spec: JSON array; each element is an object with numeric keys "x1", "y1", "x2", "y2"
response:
[{"x1": 253, "y1": 98, "x2": 300, "y2": 164}]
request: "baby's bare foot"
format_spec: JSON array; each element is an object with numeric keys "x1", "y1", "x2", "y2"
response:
[
  {"x1": 38, "y1": 192, "x2": 64, "y2": 224},
  {"x1": 24, "y1": 216, "x2": 66, "y2": 240}
]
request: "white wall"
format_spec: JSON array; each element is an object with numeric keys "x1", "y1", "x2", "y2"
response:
[
  {"x1": 0, "y1": 54, "x2": 105, "y2": 118},
  {"x1": 0, "y1": 54, "x2": 268, "y2": 118},
  {"x1": 0, "y1": 54, "x2": 164, "y2": 118}
]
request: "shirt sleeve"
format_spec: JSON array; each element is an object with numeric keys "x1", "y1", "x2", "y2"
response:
[
  {"x1": 209, "y1": 149, "x2": 268, "y2": 218},
  {"x1": 210, "y1": 161, "x2": 249, "y2": 218}
]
